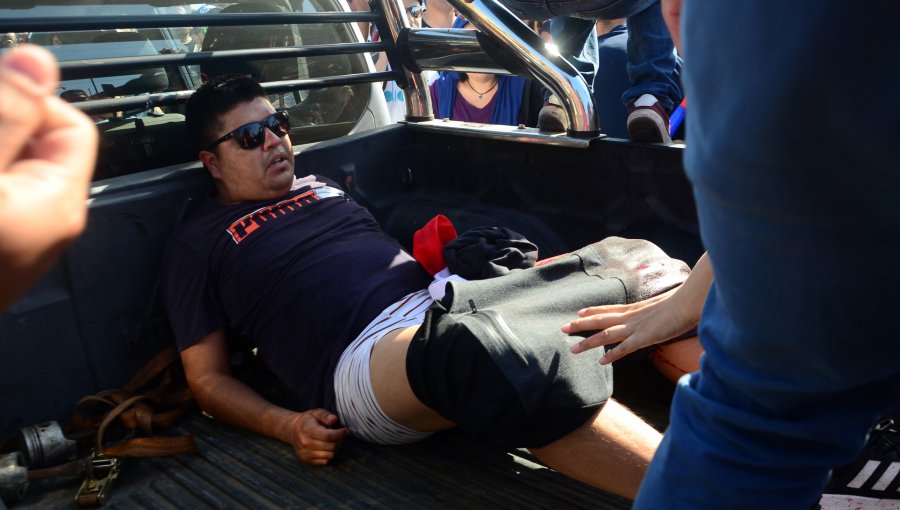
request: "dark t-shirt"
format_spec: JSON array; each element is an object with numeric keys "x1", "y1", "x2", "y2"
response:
[{"x1": 161, "y1": 174, "x2": 429, "y2": 411}]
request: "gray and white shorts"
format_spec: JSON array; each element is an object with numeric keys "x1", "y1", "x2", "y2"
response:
[{"x1": 333, "y1": 289, "x2": 434, "y2": 445}]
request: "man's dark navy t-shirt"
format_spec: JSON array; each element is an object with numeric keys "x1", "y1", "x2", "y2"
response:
[{"x1": 161, "y1": 175, "x2": 429, "y2": 411}]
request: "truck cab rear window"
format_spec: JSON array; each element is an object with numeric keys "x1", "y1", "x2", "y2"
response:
[{"x1": 2, "y1": 1, "x2": 372, "y2": 180}]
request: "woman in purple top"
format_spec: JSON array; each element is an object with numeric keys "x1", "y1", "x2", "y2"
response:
[{"x1": 429, "y1": 17, "x2": 541, "y2": 126}]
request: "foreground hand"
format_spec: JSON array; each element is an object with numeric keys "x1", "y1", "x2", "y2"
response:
[
  {"x1": 289, "y1": 409, "x2": 350, "y2": 466},
  {"x1": 563, "y1": 286, "x2": 698, "y2": 365},
  {"x1": 0, "y1": 45, "x2": 97, "y2": 311}
]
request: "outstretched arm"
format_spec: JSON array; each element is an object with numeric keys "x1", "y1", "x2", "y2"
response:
[
  {"x1": 563, "y1": 252, "x2": 712, "y2": 364},
  {"x1": 0, "y1": 45, "x2": 97, "y2": 311},
  {"x1": 181, "y1": 329, "x2": 349, "y2": 466},
  {"x1": 661, "y1": 0, "x2": 682, "y2": 52}
]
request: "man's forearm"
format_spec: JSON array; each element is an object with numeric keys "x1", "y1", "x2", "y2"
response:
[
  {"x1": 191, "y1": 370, "x2": 299, "y2": 445},
  {"x1": 180, "y1": 330, "x2": 348, "y2": 465},
  {"x1": 660, "y1": 0, "x2": 682, "y2": 52}
]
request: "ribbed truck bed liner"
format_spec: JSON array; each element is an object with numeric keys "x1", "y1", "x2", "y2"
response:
[{"x1": 15, "y1": 411, "x2": 632, "y2": 509}]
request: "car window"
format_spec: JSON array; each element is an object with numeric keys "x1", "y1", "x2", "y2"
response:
[
  {"x1": 13, "y1": 4, "x2": 194, "y2": 118},
  {"x1": 1, "y1": 0, "x2": 373, "y2": 179},
  {"x1": 195, "y1": 1, "x2": 371, "y2": 137}
]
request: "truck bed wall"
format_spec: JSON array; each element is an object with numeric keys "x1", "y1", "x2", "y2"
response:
[
  {"x1": 300, "y1": 125, "x2": 702, "y2": 262},
  {"x1": 0, "y1": 124, "x2": 702, "y2": 438}
]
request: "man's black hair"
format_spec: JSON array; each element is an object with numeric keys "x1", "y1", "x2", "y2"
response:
[{"x1": 185, "y1": 74, "x2": 268, "y2": 151}]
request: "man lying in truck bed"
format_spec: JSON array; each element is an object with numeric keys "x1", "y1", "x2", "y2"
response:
[{"x1": 161, "y1": 74, "x2": 690, "y2": 501}]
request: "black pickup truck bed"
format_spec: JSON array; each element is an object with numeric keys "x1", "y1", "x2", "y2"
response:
[
  {"x1": 21, "y1": 412, "x2": 627, "y2": 509},
  {"x1": 1, "y1": 1, "x2": 700, "y2": 507},
  {"x1": 4, "y1": 121, "x2": 695, "y2": 509},
  {"x1": 18, "y1": 358, "x2": 672, "y2": 509}
]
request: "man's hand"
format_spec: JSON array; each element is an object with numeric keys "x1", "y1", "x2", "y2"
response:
[
  {"x1": 0, "y1": 44, "x2": 97, "y2": 311},
  {"x1": 182, "y1": 332, "x2": 351, "y2": 467},
  {"x1": 289, "y1": 409, "x2": 350, "y2": 466},
  {"x1": 661, "y1": 0, "x2": 682, "y2": 53}
]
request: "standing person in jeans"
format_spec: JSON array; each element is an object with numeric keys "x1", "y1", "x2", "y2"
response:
[
  {"x1": 589, "y1": 18, "x2": 630, "y2": 139},
  {"x1": 496, "y1": 0, "x2": 680, "y2": 142},
  {"x1": 621, "y1": 1, "x2": 900, "y2": 508}
]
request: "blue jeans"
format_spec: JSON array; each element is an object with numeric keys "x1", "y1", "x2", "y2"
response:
[
  {"x1": 634, "y1": 2, "x2": 900, "y2": 509},
  {"x1": 499, "y1": 0, "x2": 680, "y2": 110}
]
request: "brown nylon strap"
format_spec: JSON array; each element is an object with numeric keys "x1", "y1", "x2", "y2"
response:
[
  {"x1": 96, "y1": 395, "x2": 148, "y2": 449},
  {"x1": 74, "y1": 395, "x2": 116, "y2": 410},
  {"x1": 96, "y1": 389, "x2": 130, "y2": 403},
  {"x1": 70, "y1": 345, "x2": 192, "y2": 427},
  {"x1": 142, "y1": 371, "x2": 174, "y2": 401},
  {"x1": 147, "y1": 404, "x2": 192, "y2": 430},
  {"x1": 61, "y1": 346, "x2": 196, "y2": 463},
  {"x1": 78, "y1": 492, "x2": 101, "y2": 507},
  {"x1": 68, "y1": 395, "x2": 118, "y2": 432},
  {"x1": 130, "y1": 402, "x2": 154, "y2": 434},
  {"x1": 154, "y1": 387, "x2": 194, "y2": 407},
  {"x1": 123, "y1": 345, "x2": 179, "y2": 394},
  {"x1": 96, "y1": 396, "x2": 196, "y2": 457},
  {"x1": 107, "y1": 398, "x2": 192, "y2": 432},
  {"x1": 102, "y1": 436, "x2": 197, "y2": 457},
  {"x1": 27, "y1": 459, "x2": 90, "y2": 480}
]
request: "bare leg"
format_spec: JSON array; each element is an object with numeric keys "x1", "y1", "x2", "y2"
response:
[
  {"x1": 650, "y1": 336, "x2": 703, "y2": 383},
  {"x1": 528, "y1": 399, "x2": 662, "y2": 500},
  {"x1": 372, "y1": 327, "x2": 660, "y2": 499},
  {"x1": 369, "y1": 325, "x2": 456, "y2": 432}
]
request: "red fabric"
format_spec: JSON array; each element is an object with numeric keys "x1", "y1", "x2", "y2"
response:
[
  {"x1": 413, "y1": 214, "x2": 458, "y2": 275},
  {"x1": 534, "y1": 253, "x2": 566, "y2": 267}
]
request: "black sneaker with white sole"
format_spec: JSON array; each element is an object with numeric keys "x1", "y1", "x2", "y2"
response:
[
  {"x1": 819, "y1": 416, "x2": 900, "y2": 510},
  {"x1": 627, "y1": 93, "x2": 672, "y2": 144}
]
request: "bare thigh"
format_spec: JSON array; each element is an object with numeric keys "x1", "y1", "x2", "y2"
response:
[
  {"x1": 528, "y1": 399, "x2": 662, "y2": 499},
  {"x1": 369, "y1": 325, "x2": 456, "y2": 433},
  {"x1": 650, "y1": 336, "x2": 703, "y2": 383}
]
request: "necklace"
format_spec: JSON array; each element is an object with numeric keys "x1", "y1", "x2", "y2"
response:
[{"x1": 466, "y1": 78, "x2": 499, "y2": 99}]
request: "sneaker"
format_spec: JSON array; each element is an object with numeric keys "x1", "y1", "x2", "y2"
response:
[
  {"x1": 627, "y1": 93, "x2": 672, "y2": 143},
  {"x1": 819, "y1": 416, "x2": 900, "y2": 510},
  {"x1": 537, "y1": 94, "x2": 568, "y2": 133}
]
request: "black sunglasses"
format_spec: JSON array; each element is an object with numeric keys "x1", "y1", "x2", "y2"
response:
[
  {"x1": 205, "y1": 110, "x2": 290, "y2": 151},
  {"x1": 406, "y1": 5, "x2": 426, "y2": 18}
]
